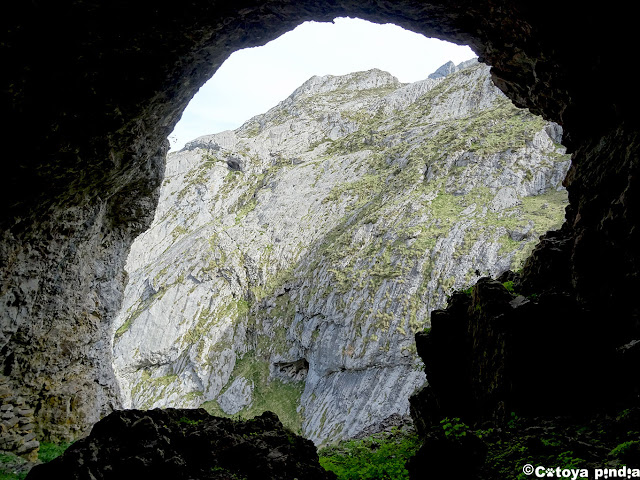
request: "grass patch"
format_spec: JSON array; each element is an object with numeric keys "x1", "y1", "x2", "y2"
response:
[
  {"x1": 0, "y1": 451, "x2": 27, "y2": 480},
  {"x1": 201, "y1": 352, "x2": 305, "y2": 434},
  {"x1": 319, "y1": 428, "x2": 421, "y2": 480},
  {"x1": 37, "y1": 442, "x2": 72, "y2": 463},
  {"x1": 1, "y1": 441, "x2": 72, "y2": 480}
]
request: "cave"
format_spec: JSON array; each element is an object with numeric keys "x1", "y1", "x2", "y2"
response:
[{"x1": 1, "y1": 0, "x2": 638, "y2": 473}]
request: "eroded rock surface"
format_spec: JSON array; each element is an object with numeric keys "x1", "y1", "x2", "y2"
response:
[
  {"x1": 112, "y1": 61, "x2": 570, "y2": 444},
  {"x1": 26, "y1": 409, "x2": 334, "y2": 480},
  {"x1": 0, "y1": 145, "x2": 166, "y2": 443},
  {"x1": 2, "y1": 0, "x2": 639, "y2": 461}
]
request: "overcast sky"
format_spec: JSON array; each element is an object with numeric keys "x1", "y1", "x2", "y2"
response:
[{"x1": 169, "y1": 17, "x2": 476, "y2": 151}]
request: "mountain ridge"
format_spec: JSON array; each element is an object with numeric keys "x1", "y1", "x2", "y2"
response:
[
  {"x1": 112, "y1": 59, "x2": 570, "y2": 445},
  {"x1": 182, "y1": 61, "x2": 471, "y2": 153}
]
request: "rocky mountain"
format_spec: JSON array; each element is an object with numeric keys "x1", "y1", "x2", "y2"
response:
[
  {"x1": 111, "y1": 60, "x2": 570, "y2": 445},
  {"x1": 427, "y1": 59, "x2": 477, "y2": 79}
]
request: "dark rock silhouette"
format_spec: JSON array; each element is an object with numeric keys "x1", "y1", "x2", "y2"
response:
[{"x1": 26, "y1": 409, "x2": 334, "y2": 480}]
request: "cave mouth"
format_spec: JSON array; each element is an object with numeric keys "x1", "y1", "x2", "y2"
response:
[
  {"x1": 167, "y1": 16, "x2": 477, "y2": 152},
  {"x1": 4, "y1": 3, "x2": 637, "y2": 472},
  {"x1": 110, "y1": 16, "x2": 570, "y2": 448}
]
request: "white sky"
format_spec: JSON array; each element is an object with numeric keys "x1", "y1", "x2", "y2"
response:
[{"x1": 169, "y1": 17, "x2": 476, "y2": 151}]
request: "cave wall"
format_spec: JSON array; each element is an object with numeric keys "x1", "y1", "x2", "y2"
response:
[{"x1": 1, "y1": 0, "x2": 638, "y2": 448}]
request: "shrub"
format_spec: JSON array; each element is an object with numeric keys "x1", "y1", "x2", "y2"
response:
[
  {"x1": 319, "y1": 429, "x2": 421, "y2": 480},
  {"x1": 440, "y1": 417, "x2": 470, "y2": 439}
]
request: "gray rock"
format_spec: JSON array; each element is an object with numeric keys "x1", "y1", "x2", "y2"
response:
[
  {"x1": 112, "y1": 63, "x2": 570, "y2": 445},
  {"x1": 428, "y1": 58, "x2": 478, "y2": 79},
  {"x1": 217, "y1": 377, "x2": 253, "y2": 415},
  {"x1": 490, "y1": 187, "x2": 520, "y2": 212},
  {"x1": 428, "y1": 61, "x2": 457, "y2": 79}
]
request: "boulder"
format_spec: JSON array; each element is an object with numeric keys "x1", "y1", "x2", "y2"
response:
[{"x1": 26, "y1": 409, "x2": 334, "y2": 480}]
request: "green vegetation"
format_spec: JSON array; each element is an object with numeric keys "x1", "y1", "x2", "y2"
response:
[
  {"x1": 0, "y1": 470, "x2": 25, "y2": 479},
  {"x1": 176, "y1": 152, "x2": 222, "y2": 201},
  {"x1": 119, "y1": 63, "x2": 571, "y2": 441},
  {"x1": 319, "y1": 428, "x2": 421, "y2": 480},
  {"x1": 609, "y1": 440, "x2": 640, "y2": 460},
  {"x1": 114, "y1": 285, "x2": 167, "y2": 341},
  {"x1": 37, "y1": 442, "x2": 72, "y2": 463},
  {"x1": 428, "y1": 408, "x2": 640, "y2": 480},
  {"x1": 242, "y1": 121, "x2": 261, "y2": 138},
  {"x1": 0, "y1": 451, "x2": 26, "y2": 480},
  {"x1": 170, "y1": 225, "x2": 189, "y2": 240},
  {"x1": 131, "y1": 370, "x2": 180, "y2": 409},
  {"x1": 298, "y1": 66, "x2": 568, "y2": 334},
  {"x1": 502, "y1": 280, "x2": 515, "y2": 293},
  {"x1": 1, "y1": 441, "x2": 72, "y2": 480},
  {"x1": 440, "y1": 417, "x2": 470, "y2": 439},
  {"x1": 235, "y1": 198, "x2": 257, "y2": 224},
  {"x1": 178, "y1": 416, "x2": 203, "y2": 426},
  {"x1": 114, "y1": 316, "x2": 135, "y2": 339},
  {"x1": 477, "y1": 423, "x2": 590, "y2": 480},
  {"x1": 202, "y1": 352, "x2": 305, "y2": 434}
]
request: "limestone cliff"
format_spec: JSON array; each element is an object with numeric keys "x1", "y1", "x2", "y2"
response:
[{"x1": 112, "y1": 61, "x2": 570, "y2": 445}]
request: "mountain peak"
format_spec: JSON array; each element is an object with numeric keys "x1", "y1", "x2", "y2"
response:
[
  {"x1": 290, "y1": 68, "x2": 401, "y2": 98},
  {"x1": 428, "y1": 58, "x2": 478, "y2": 79},
  {"x1": 119, "y1": 60, "x2": 570, "y2": 448}
]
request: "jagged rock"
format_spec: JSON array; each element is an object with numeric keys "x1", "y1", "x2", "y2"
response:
[
  {"x1": 519, "y1": 226, "x2": 573, "y2": 296},
  {"x1": 410, "y1": 275, "x2": 628, "y2": 427},
  {"x1": 26, "y1": 409, "x2": 334, "y2": 480},
  {"x1": 0, "y1": 375, "x2": 39, "y2": 461},
  {"x1": 489, "y1": 187, "x2": 520, "y2": 212},
  {"x1": 3, "y1": 0, "x2": 640, "y2": 461},
  {"x1": 427, "y1": 59, "x2": 478, "y2": 79},
  {"x1": 112, "y1": 61, "x2": 570, "y2": 444},
  {"x1": 217, "y1": 378, "x2": 253, "y2": 415},
  {"x1": 428, "y1": 60, "x2": 457, "y2": 79},
  {"x1": 352, "y1": 413, "x2": 413, "y2": 439}
]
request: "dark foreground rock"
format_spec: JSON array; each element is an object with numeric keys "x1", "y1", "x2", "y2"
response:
[
  {"x1": 408, "y1": 267, "x2": 640, "y2": 478},
  {"x1": 409, "y1": 272, "x2": 633, "y2": 431},
  {"x1": 408, "y1": 409, "x2": 640, "y2": 480},
  {"x1": 26, "y1": 408, "x2": 334, "y2": 480}
]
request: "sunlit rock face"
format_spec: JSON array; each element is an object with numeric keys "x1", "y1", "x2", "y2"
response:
[
  {"x1": 112, "y1": 61, "x2": 570, "y2": 444},
  {"x1": 1, "y1": 0, "x2": 638, "y2": 451}
]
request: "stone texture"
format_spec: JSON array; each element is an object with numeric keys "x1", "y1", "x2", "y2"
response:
[
  {"x1": 217, "y1": 378, "x2": 254, "y2": 415},
  {"x1": 1, "y1": 0, "x2": 639, "y2": 461},
  {"x1": 428, "y1": 58, "x2": 478, "y2": 79},
  {"x1": 112, "y1": 61, "x2": 569, "y2": 444},
  {"x1": 0, "y1": 145, "x2": 165, "y2": 442},
  {"x1": 0, "y1": 375, "x2": 39, "y2": 461},
  {"x1": 408, "y1": 273, "x2": 629, "y2": 448},
  {"x1": 25, "y1": 408, "x2": 334, "y2": 480}
]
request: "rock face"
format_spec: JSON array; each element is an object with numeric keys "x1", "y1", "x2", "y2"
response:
[
  {"x1": 0, "y1": 375, "x2": 39, "y2": 461},
  {"x1": 112, "y1": 61, "x2": 570, "y2": 444},
  {"x1": 2, "y1": 0, "x2": 639, "y2": 461},
  {"x1": 409, "y1": 275, "x2": 608, "y2": 430},
  {"x1": 26, "y1": 408, "x2": 334, "y2": 480},
  {"x1": 0, "y1": 146, "x2": 165, "y2": 444},
  {"x1": 428, "y1": 59, "x2": 478, "y2": 79}
]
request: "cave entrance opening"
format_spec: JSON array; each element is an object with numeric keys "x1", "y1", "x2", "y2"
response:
[
  {"x1": 167, "y1": 17, "x2": 476, "y2": 152},
  {"x1": 111, "y1": 17, "x2": 570, "y2": 448},
  {"x1": 7, "y1": 4, "x2": 639, "y2": 476}
]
